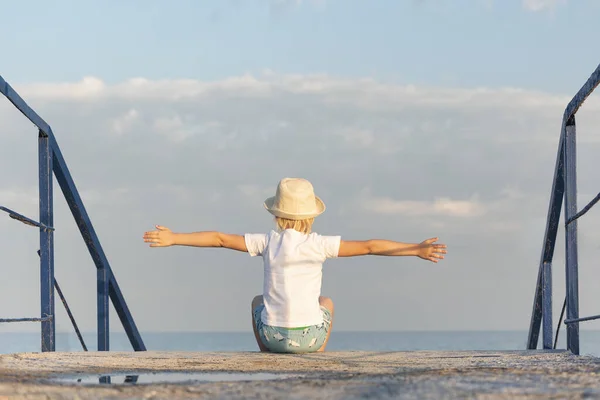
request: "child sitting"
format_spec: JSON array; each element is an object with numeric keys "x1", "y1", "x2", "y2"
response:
[{"x1": 143, "y1": 177, "x2": 447, "y2": 353}]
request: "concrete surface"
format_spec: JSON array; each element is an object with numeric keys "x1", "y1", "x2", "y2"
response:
[{"x1": 1, "y1": 350, "x2": 600, "y2": 399}]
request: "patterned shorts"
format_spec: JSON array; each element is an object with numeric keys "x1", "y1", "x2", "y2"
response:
[{"x1": 253, "y1": 305, "x2": 332, "y2": 353}]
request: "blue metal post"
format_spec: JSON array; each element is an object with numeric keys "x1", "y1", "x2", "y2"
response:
[
  {"x1": 39, "y1": 129, "x2": 55, "y2": 352},
  {"x1": 527, "y1": 140, "x2": 564, "y2": 349},
  {"x1": 97, "y1": 266, "x2": 110, "y2": 351},
  {"x1": 542, "y1": 261, "x2": 552, "y2": 349},
  {"x1": 100, "y1": 376, "x2": 112, "y2": 384},
  {"x1": 564, "y1": 116, "x2": 580, "y2": 355}
]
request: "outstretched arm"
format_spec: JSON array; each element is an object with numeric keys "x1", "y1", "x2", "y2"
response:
[
  {"x1": 143, "y1": 225, "x2": 248, "y2": 252},
  {"x1": 338, "y1": 237, "x2": 446, "y2": 262}
]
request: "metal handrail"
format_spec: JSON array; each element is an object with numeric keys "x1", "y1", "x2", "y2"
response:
[
  {"x1": 0, "y1": 75, "x2": 146, "y2": 352},
  {"x1": 527, "y1": 62, "x2": 600, "y2": 355}
]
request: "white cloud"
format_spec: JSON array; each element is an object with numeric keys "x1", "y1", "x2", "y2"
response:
[
  {"x1": 349, "y1": 184, "x2": 542, "y2": 234},
  {"x1": 359, "y1": 189, "x2": 486, "y2": 218},
  {"x1": 21, "y1": 76, "x2": 106, "y2": 99},
  {"x1": 153, "y1": 115, "x2": 188, "y2": 142},
  {"x1": 12, "y1": 73, "x2": 587, "y2": 114},
  {"x1": 111, "y1": 109, "x2": 139, "y2": 135},
  {"x1": 522, "y1": 0, "x2": 567, "y2": 12}
]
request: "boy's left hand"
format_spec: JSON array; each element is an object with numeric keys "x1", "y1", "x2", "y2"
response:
[
  {"x1": 417, "y1": 237, "x2": 447, "y2": 263},
  {"x1": 143, "y1": 225, "x2": 175, "y2": 247}
]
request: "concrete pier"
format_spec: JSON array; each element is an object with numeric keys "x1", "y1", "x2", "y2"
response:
[{"x1": 1, "y1": 350, "x2": 600, "y2": 399}]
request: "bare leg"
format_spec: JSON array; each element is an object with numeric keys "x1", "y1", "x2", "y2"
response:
[
  {"x1": 251, "y1": 295, "x2": 270, "y2": 352},
  {"x1": 317, "y1": 296, "x2": 334, "y2": 352}
]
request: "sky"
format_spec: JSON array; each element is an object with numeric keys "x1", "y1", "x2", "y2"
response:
[{"x1": 2, "y1": 0, "x2": 600, "y2": 346}]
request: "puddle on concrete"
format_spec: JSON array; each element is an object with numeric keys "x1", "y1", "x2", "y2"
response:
[{"x1": 53, "y1": 372, "x2": 298, "y2": 385}]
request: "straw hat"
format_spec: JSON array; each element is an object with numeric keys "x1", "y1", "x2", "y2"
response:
[{"x1": 264, "y1": 178, "x2": 325, "y2": 220}]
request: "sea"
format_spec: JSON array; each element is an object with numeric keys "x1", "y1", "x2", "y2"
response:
[{"x1": 2, "y1": 330, "x2": 600, "y2": 356}]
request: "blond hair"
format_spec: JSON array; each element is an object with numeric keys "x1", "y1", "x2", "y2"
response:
[{"x1": 275, "y1": 216, "x2": 314, "y2": 234}]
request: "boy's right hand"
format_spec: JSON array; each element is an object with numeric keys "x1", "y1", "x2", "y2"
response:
[{"x1": 143, "y1": 225, "x2": 175, "y2": 247}]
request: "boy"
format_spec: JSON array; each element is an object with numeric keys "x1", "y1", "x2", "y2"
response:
[{"x1": 143, "y1": 177, "x2": 447, "y2": 353}]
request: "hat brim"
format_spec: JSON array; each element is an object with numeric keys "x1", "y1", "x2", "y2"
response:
[{"x1": 263, "y1": 196, "x2": 326, "y2": 220}]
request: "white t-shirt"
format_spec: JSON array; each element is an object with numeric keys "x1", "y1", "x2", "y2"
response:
[{"x1": 245, "y1": 229, "x2": 341, "y2": 328}]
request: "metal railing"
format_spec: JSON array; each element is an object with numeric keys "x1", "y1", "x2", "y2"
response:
[
  {"x1": 527, "y1": 62, "x2": 600, "y2": 355},
  {"x1": 0, "y1": 75, "x2": 146, "y2": 352}
]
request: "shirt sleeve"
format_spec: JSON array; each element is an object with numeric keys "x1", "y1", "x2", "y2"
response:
[
  {"x1": 321, "y1": 235, "x2": 342, "y2": 258},
  {"x1": 244, "y1": 233, "x2": 268, "y2": 257}
]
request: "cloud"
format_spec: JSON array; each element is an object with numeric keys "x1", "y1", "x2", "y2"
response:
[
  {"x1": 14, "y1": 73, "x2": 581, "y2": 111},
  {"x1": 2, "y1": 72, "x2": 600, "y2": 333},
  {"x1": 20, "y1": 76, "x2": 107, "y2": 99},
  {"x1": 522, "y1": 0, "x2": 567, "y2": 12},
  {"x1": 359, "y1": 189, "x2": 486, "y2": 218},
  {"x1": 111, "y1": 109, "x2": 139, "y2": 136},
  {"x1": 350, "y1": 185, "x2": 539, "y2": 233}
]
